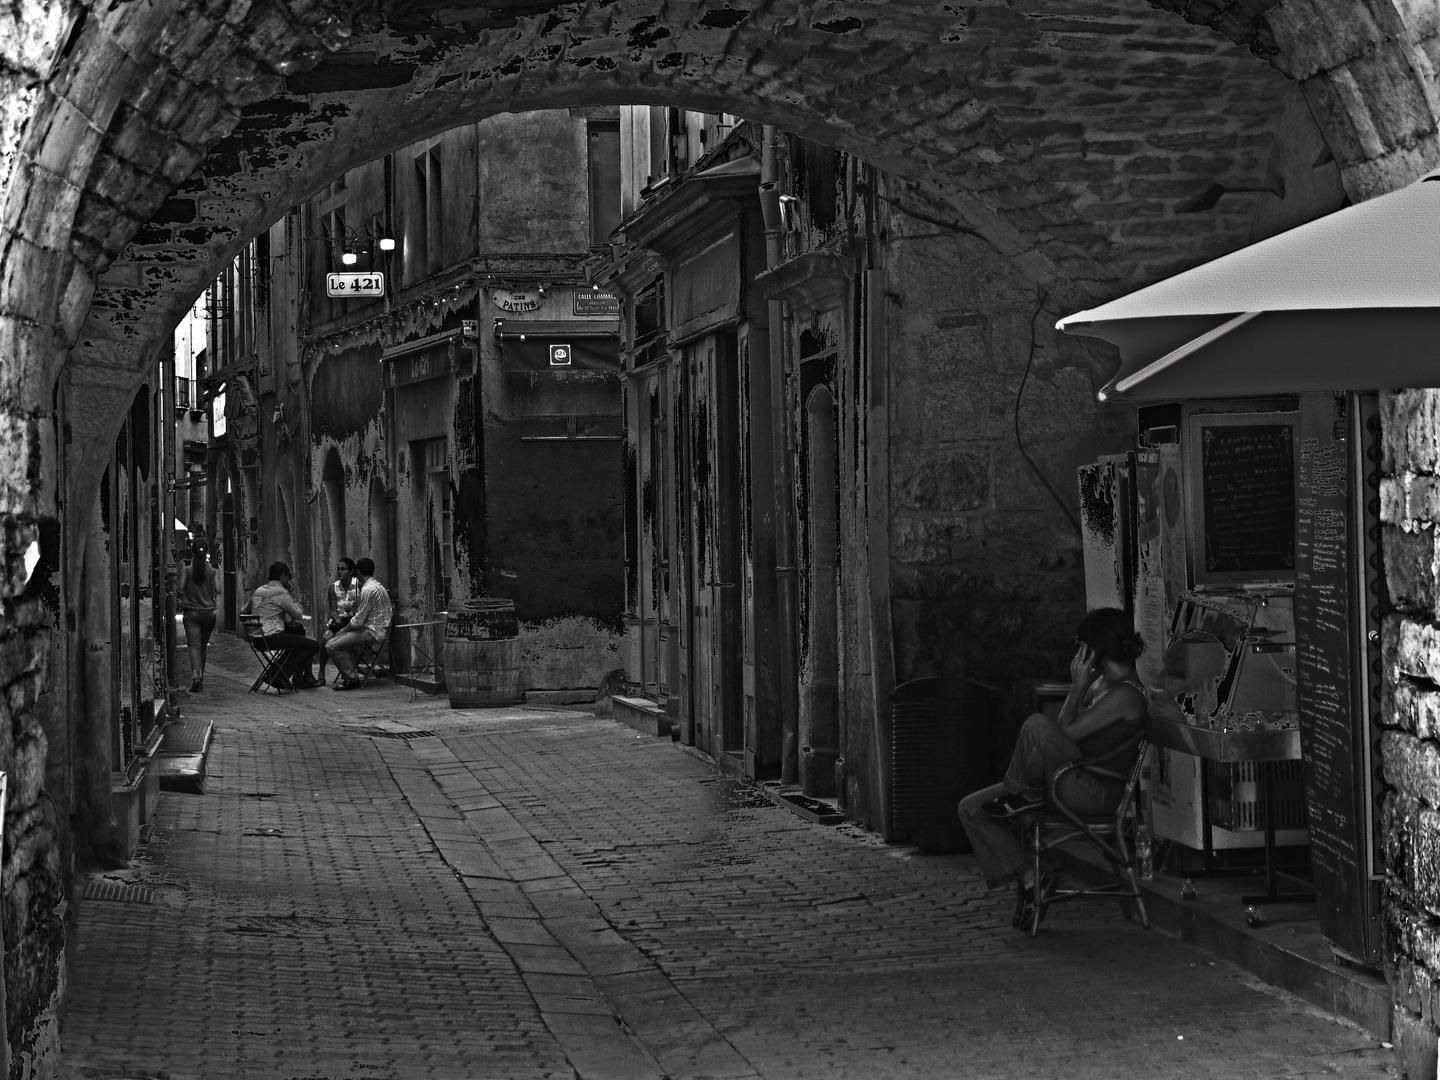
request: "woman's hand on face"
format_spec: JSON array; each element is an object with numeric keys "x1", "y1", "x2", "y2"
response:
[{"x1": 1070, "y1": 643, "x2": 1099, "y2": 687}]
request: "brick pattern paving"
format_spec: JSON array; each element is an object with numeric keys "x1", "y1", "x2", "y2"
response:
[
  {"x1": 59, "y1": 640, "x2": 1396, "y2": 1079},
  {"x1": 61, "y1": 646, "x2": 571, "y2": 1079}
]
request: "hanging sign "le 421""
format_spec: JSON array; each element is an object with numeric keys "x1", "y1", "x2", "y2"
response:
[{"x1": 326, "y1": 272, "x2": 386, "y2": 297}]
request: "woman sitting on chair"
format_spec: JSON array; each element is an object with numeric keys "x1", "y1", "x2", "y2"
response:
[{"x1": 957, "y1": 607, "x2": 1147, "y2": 926}]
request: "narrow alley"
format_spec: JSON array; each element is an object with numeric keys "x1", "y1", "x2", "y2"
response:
[{"x1": 57, "y1": 637, "x2": 1392, "y2": 1080}]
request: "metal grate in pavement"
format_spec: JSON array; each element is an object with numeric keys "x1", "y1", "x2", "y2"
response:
[
  {"x1": 160, "y1": 719, "x2": 211, "y2": 755},
  {"x1": 83, "y1": 879, "x2": 155, "y2": 905},
  {"x1": 351, "y1": 727, "x2": 439, "y2": 740},
  {"x1": 227, "y1": 915, "x2": 332, "y2": 936}
]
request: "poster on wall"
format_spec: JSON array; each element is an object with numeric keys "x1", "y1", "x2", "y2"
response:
[{"x1": 1133, "y1": 449, "x2": 1166, "y2": 692}]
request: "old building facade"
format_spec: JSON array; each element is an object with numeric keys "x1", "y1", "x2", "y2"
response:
[
  {"x1": 188, "y1": 110, "x2": 627, "y2": 696},
  {"x1": 0, "y1": 1, "x2": 1436, "y2": 1076}
]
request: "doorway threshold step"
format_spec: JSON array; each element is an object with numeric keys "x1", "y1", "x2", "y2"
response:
[
  {"x1": 159, "y1": 718, "x2": 212, "y2": 794},
  {"x1": 611, "y1": 695, "x2": 670, "y2": 737},
  {"x1": 1055, "y1": 846, "x2": 1390, "y2": 1040},
  {"x1": 526, "y1": 688, "x2": 597, "y2": 706},
  {"x1": 760, "y1": 782, "x2": 845, "y2": 825}
]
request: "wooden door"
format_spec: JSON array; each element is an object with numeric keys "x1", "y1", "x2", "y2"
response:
[
  {"x1": 685, "y1": 334, "x2": 743, "y2": 757},
  {"x1": 712, "y1": 333, "x2": 743, "y2": 755},
  {"x1": 675, "y1": 354, "x2": 694, "y2": 743},
  {"x1": 636, "y1": 367, "x2": 662, "y2": 697},
  {"x1": 689, "y1": 341, "x2": 715, "y2": 753}
]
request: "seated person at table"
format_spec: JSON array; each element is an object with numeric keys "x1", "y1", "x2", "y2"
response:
[
  {"x1": 325, "y1": 557, "x2": 392, "y2": 690},
  {"x1": 246, "y1": 562, "x2": 321, "y2": 688},
  {"x1": 318, "y1": 556, "x2": 359, "y2": 686},
  {"x1": 957, "y1": 608, "x2": 1147, "y2": 926}
]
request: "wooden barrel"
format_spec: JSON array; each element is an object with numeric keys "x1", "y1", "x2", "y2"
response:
[{"x1": 445, "y1": 600, "x2": 523, "y2": 707}]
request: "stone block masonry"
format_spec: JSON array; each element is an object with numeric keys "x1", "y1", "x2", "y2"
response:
[{"x1": 1381, "y1": 389, "x2": 1440, "y2": 1080}]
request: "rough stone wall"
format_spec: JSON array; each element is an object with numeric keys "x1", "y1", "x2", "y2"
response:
[
  {"x1": 1379, "y1": 389, "x2": 1440, "y2": 1080},
  {"x1": 0, "y1": 524, "x2": 63, "y2": 1077},
  {"x1": 884, "y1": 181, "x2": 1130, "y2": 697}
]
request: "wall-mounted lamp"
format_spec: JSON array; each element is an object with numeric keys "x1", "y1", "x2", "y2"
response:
[
  {"x1": 1177, "y1": 178, "x2": 1286, "y2": 214},
  {"x1": 341, "y1": 251, "x2": 358, "y2": 265},
  {"x1": 378, "y1": 237, "x2": 396, "y2": 251}
]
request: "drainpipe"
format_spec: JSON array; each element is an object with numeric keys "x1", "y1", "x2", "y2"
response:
[
  {"x1": 160, "y1": 343, "x2": 178, "y2": 714},
  {"x1": 760, "y1": 126, "x2": 801, "y2": 786}
]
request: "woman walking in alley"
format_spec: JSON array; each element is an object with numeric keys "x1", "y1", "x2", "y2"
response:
[
  {"x1": 957, "y1": 608, "x2": 1148, "y2": 929},
  {"x1": 181, "y1": 541, "x2": 219, "y2": 692}
]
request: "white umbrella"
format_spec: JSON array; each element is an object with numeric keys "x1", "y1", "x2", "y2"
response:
[{"x1": 1057, "y1": 168, "x2": 1440, "y2": 400}]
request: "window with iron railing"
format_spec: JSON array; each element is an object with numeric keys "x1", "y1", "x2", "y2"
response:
[{"x1": 175, "y1": 376, "x2": 191, "y2": 409}]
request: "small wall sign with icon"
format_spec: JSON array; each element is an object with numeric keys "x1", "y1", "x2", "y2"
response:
[{"x1": 549, "y1": 344, "x2": 573, "y2": 367}]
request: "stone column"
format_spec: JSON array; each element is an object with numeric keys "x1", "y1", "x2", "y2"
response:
[{"x1": 1378, "y1": 388, "x2": 1440, "y2": 1080}]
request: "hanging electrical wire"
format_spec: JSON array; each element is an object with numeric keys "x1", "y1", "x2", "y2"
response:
[{"x1": 1013, "y1": 288, "x2": 1082, "y2": 537}]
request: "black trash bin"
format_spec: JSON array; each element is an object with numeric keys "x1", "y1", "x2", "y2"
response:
[{"x1": 890, "y1": 677, "x2": 1002, "y2": 853}]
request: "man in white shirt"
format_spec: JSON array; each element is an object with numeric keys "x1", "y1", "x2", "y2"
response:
[{"x1": 326, "y1": 557, "x2": 393, "y2": 689}]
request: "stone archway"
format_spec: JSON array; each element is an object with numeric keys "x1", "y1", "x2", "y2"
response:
[
  {"x1": 1, "y1": 0, "x2": 1439, "y2": 1072},
  {"x1": 2, "y1": 0, "x2": 1428, "y2": 532}
]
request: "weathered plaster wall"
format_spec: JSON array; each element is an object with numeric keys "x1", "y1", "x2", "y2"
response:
[
  {"x1": 476, "y1": 112, "x2": 591, "y2": 253},
  {"x1": 308, "y1": 346, "x2": 387, "y2": 591}
]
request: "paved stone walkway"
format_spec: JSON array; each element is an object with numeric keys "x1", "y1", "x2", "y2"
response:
[{"x1": 58, "y1": 635, "x2": 1397, "y2": 1079}]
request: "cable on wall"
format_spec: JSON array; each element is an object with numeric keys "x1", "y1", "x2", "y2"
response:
[{"x1": 1013, "y1": 287, "x2": 1082, "y2": 537}]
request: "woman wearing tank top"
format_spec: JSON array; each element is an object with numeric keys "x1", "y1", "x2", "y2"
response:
[
  {"x1": 957, "y1": 607, "x2": 1148, "y2": 929},
  {"x1": 180, "y1": 542, "x2": 219, "y2": 692}
]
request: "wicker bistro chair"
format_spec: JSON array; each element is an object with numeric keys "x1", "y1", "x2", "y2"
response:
[
  {"x1": 239, "y1": 614, "x2": 296, "y2": 694},
  {"x1": 1012, "y1": 735, "x2": 1151, "y2": 938}
]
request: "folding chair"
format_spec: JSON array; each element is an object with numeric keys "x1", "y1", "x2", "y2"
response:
[
  {"x1": 349, "y1": 608, "x2": 399, "y2": 687},
  {"x1": 1013, "y1": 736, "x2": 1151, "y2": 937},
  {"x1": 240, "y1": 614, "x2": 297, "y2": 694}
]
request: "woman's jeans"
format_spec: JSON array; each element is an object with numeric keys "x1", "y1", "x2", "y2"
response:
[
  {"x1": 181, "y1": 609, "x2": 216, "y2": 678},
  {"x1": 957, "y1": 713, "x2": 1126, "y2": 889}
]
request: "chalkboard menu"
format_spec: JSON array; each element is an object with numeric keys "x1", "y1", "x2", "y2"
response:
[
  {"x1": 1187, "y1": 414, "x2": 1296, "y2": 586},
  {"x1": 1186, "y1": 414, "x2": 1301, "y2": 587},
  {"x1": 1293, "y1": 391, "x2": 1370, "y2": 961}
]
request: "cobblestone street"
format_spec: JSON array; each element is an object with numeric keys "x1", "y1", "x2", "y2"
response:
[{"x1": 57, "y1": 638, "x2": 1396, "y2": 1079}]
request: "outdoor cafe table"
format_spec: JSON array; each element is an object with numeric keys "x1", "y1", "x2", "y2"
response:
[{"x1": 1143, "y1": 713, "x2": 1314, "y2": 908}]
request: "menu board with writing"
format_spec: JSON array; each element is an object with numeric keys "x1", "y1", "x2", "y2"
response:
[
  {"x1": 1293, "y1": 391, "x2": 1369, "y2": 960},
  {"x1": 1190, "y1": 416, "x2": 1295, "y2": 585}
]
